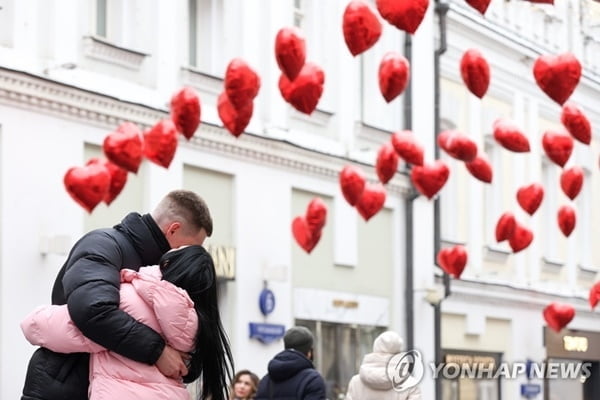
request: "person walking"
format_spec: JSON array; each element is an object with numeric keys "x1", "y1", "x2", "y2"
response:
[
  {"x1": 255, "y1": 326, "x2": 326, "y2": 400},
  {"x1": 345, "y1": 331, "x2": 422, "y2": 400},
  {"x1": 21, "y1": 190, "x2": 214, "y2": 400}
]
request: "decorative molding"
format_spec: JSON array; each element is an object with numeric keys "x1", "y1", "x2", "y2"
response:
[
  {"x1": 0, "y1": 67, "x2": 411, "y2": 196},
  {"x1": 577, "y1": 264, "x2": 599, "y2": 282},
  {"x1": 179, "y1": 67, "x2": 223, "y2": 96},
  {"x1": 483, "y1": 245, "x2": 511, "y2": 264},
  {"x1": 290, "y1": 107, "x2": 334, "y2": 128},
  {"x1": 82, "y1": 36, "x2": 149, "y2": 70},
  {"x1": 541, "y1": 257, "x2": 564, "y2": 275}
]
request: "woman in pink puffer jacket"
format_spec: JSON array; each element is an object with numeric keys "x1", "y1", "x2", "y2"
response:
[{"x1": 21, "y1": 245, "x2": 234, "y2": 400}]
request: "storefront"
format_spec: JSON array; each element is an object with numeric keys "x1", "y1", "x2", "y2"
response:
[
  {"x1": 440, "y1": 349, "x2": 502, "y2": 400},
  {"x1": 544, "y1": 327, "x2": 600, "y2": 400}
]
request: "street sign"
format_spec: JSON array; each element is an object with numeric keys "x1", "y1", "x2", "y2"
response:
[{"x1": 520, "y1": 383, "x2": 541, "y2": 398}]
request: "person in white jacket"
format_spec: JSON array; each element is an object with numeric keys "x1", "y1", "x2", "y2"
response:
[{"x1": 345, "y1": 331, "x2": 421, "y2": 400}]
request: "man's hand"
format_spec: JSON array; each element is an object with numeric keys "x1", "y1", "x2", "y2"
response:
[{"x1": 156, "y1": 345, "x2": 189, "y2": 379}]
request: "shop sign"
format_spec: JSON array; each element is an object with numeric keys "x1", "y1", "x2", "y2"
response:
[
  {"x1": 545, "y1": 327, "x2": 600, "y2": 359},
  {"x1": 206, "y1": 244, "x2": 235, "y2": 280}
]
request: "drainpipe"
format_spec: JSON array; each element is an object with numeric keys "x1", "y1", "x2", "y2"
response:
[{"x1": 433, "y1": 1, "x2": 450, "y2": 400}]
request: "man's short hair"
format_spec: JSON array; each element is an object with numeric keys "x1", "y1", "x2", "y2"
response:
[
  {"x1": 154, "y1": 190, "x2": 213, "y2": 236},
  {"x1": 284, "y1": 326, "x2": 314, "y2": 354}
]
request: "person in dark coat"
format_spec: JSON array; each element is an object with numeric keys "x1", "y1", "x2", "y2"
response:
[
  {"x1": 21, "y1": 189, "x2": 214, "y2": 400},
  {"x1": 255, "y1": 326, "x2": 326, "y2": 400}
]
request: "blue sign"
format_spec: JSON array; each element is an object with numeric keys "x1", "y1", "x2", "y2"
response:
[
  {"x1": 249, "y1": 322, "x2": 285, "y2": 344},
  {"x1": 259, "y1": 288, "x2": 276, "y2": 316},
  {"x1": 520, "y1": 383, "x2": 541, "y2": 398}
]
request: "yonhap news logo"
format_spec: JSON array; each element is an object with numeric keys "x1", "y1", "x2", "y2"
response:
[{"x1": 386, "y1": 350, "x2": 425, "y2": 392}]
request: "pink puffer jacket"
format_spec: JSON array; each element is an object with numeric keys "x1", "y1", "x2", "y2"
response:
[{"x1": 21, "y1": 266, "x2": 198, "y2": 400}]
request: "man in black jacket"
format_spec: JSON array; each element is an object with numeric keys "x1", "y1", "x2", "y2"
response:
[
  {"x1": 21, "y1": 189, "x2": 213, "y2": 400},
  {"x1": 255, "y1": 326, "x2": 327, "y2": 400}
]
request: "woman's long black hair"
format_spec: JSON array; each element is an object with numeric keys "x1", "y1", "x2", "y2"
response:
[{"x1": 159, "y1": 245, "x2": 234, "y2": 400}]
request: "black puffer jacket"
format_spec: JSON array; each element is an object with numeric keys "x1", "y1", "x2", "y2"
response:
[
  {"x1": 255, "y1": 349, "x2": 327, "y2": 400},
  {"x1": 21, "y1": 212, "x2": 171, "y2": 400}
]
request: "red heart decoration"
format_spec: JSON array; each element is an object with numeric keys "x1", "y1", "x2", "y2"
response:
[
  {"x1": 305, "y1": 197, "x2": 328, "y2": 233},
  {"x1": 102, "y1": 122, "x2": 143, "y2": 173},
  {"x1": 516, "y1": 183, "x2": 544, "y2": 215},
  {"x1": 508, "y1": 221, "x2": 534, "y2": 253},
  {"x1": 560, "y1": 166, "x2": 584, "y2": 200},
  {"x1": 437, "y1": 245, "x2": 468, "y2": 279},
  {"x1": 561, "y1": 102, "x2": 591, "y2": 145},
  {"x1": 64, "y1": 161, "x2": 111, "y2": 213},
  {"x1": 376, "y1": 143, "x2": 399, "y2": 184},
  {"x1": 439, "y1": 130, "x2": 478, "y2": 162},
  {"x1": 274, "y1": 27, "x2": 306, "y2": 81},
  {"x1": 533, "y1": 53, "x2": 581, "y2": 105},
  {"x1": 143, "y1": 119, "x2": 179, "y2": 168},
  {"x1": 460, "y1": 49, "x2": 490, "y2": 98},
  {"x1": 465, "y1": 152, "x2": 493, "y2": 184},
  {"x1": 340, "y1": 165, "x2": 367, "y2": 206},
  {"x1": 589, "y1": 282, "x2": 600, "y2": 310},
  {"x1": 278, "y1": 62, "x2": 325, "y2": 115},
  {"x1": 356, "y1": 183, "x2": 386, "y2": 221},
  {"x1": 87, "y1": 158, "x2": 128, "y2": 205},
  {"x1": 224, "y1": 58, "x2": 261, "y2": 110},
  {"x1": 391, "y1": 130, "x2": 424, "y2": 166},
  {"x1": 410, "y1": 160, "x2": 450, "y2": 200},
  {"x1": 376, "y1": 0, "x2": 429, "y2": 34},
  {"x1": 343, "y1": 0, "x2": 382, "y2": 56},
  {"x1": 542, "y1": 129, "x2": 573, "y2": 167},
  {"x1": 217, "y1": 92, "x2": 253, "y2": 138},
  {"x1": 543, "y1": 302, "x2": 575, "y2": 332},
  {"x1": 378, "y1": 52, "x2": 410, "y2": 103},
  {"x1": 465, "y1": 0, "x2": 491, "y2": 14},
  {"x1": 292, "y1": 216, "x2": 322, "y2": 253},
  {"x1": 495, "y1": 212, "x2": 516, "y2": 242},
  {"x1": 492, "y1": 118, "x2": 530, "y2": 153},
  {"x1": 170, "y1": 87, "x2": 201, "y2": 140},
  {"x1": 557, "y1": 205, "x2": 576, "y2": 237}
]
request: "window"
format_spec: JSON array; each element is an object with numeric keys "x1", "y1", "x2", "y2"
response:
[
  {"x1": 188, "y1": 0, "x2": 224, "y2": 74},
  {"x1": 293, "y1": 0, "x2": 304, "y2": 28},
  {"x1": 96, "y1": 0, "x2": 107, "y2": 37},
  {"x1": 296, "y1": 319, "x2": 386, "y2": 400}
]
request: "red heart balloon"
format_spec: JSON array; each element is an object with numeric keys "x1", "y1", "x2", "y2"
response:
[
  {"x1": 143, "y1": 119, "x2": 179, "y2": 168},
  {"x1": 64, "y1": 161, "x2": 111, "y2": 213},
  {"x1": 508, "y1": 221, "x2": 534, "y2": 253},
  {"x1": 274, "y1": 27, "x2": 306, "y2": 81},
  {"x1": 378, "y1": 52, "x2": 410, "y2": 103},
  {"x1": 224, "y1": 58, "x2": 261, "y2": 110},
  {"x1": 557, "y1": 205, "x2": 576, "y2": 237},
  {"x1": 305, "y1": 197, "x2": 328, "y2": 233},
  {"x1": 343, "y1": 0, "x2": 382, "y2": 56},
  {"x1": 465, "y1": 152, "x2": 493, "y2": 184},
  {"x1": 102, "y1": 122, "x2": 143, "y2": 173},
  {"x1": 561, "y1": 102, "x2": 591, "y2": 145},
  {"x1": 376, "y1": 143, "x2": 399, "y2": 184},
  {"x1": 439, "y1": 130, "x2": 478, "y2": 162},
  {"x1": 292, "y1": 216, "x2": 321, "y2": 253},
  {"x1": 278, "y1": 62, "x2": 325, "y2": 115},
  {"x1": 87, "y1": 158, "x2": 128, "y2": 205},
  {"x1": 356, "y1": 183, "x2": 386, "y2": 221},
  {"x1": 542, "y1": 129, "x2": 573, "y2": 167},
  {"x1": 217, "y1": 92, "x2": 253, "y2": 138},
  {"x1": 170, "y1": 87, "x2": 201, "y2": 140},
  {"x1": 465, "y1": 0, "x2": 491, "y2": 14},
  {"x1": 492, "y1": 118, "x2": 530, "y2": 153},
  {"x1": 460, "y1": 49, "x2": 490, "y2": 98},
  {"x1": 543, "y1": 302, "x2": 575, "y2": 332},
  {"x1": 560, "y1": 166, "x2": 584, "y2": 200},
  {"x1": 589, "y1": 282, "x2": 600, "y2": 310},
  {"x1": 533, "y1": 52, "x2": 581, "y2": 105},
  {"x1": 410, "y1": 160, "x2": 450, "y2": 200},
  {"x1": 376, "y1": 0, "x2": 429, "y2": 34},
  {"x1": 516, "y1": 183, "x2": 544, "y2": 215},
  {"x1": 391, "y1": 130, "x2": 424, "y2": 166},
  {"x1": 437, "y1": 245, "x2": 468, "y2": 279},
  {"x1": 340, "y1": 165, "x2": 367, "y2": 206},
  {"x1": 495, "y1": 212, "x2": 516, "y2": 242}
]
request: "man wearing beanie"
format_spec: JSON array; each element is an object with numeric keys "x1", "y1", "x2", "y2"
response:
[{"x1": 255, "y1": 326, "x2": 326, "y2": 399}]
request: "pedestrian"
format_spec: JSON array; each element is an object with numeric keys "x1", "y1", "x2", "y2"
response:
[
  {"x1": 22, "y1": 245, "x2": 234, "y2": 400},
  {"x1": 229, "y1": 369, "x2": 259, "y2": 399},
  {"x1": 255, "y1": 326, "x2": 326, "y2": 400},
  {"x1": 345, "y1": 330, "x2": 422, "y2": 400},
  {"x1": 21, "y1": 189, "x2": 214, "y2": 400}
]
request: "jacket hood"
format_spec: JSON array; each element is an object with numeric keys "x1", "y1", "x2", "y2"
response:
[
  {"x1": 115, "y1": 213, "x2": 170, "y2": 266},
  {"x1": 267, "y1": 349, "x2": 314, "y2": 382},
  {"x1": 358, "y1": 352, "x2": 394, "y2": 390}
]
